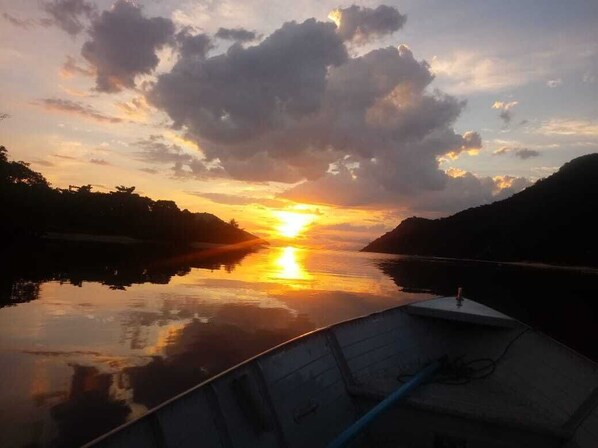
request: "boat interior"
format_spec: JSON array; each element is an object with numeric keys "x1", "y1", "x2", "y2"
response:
[{"x1": 87, "y1": 297, "x2": 598, "y2": 448}]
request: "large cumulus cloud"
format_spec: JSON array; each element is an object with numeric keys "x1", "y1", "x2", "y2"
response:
[
  {"x1": 149, "y1": 25, "x2": 487, "y2": 197},
  {"x1": 82, "y1": 0, "x2": 175, "y2": 92},
  {"x1": 151, "y1": 19, "x2": 347, "y2": 140},
  {"x1": 77, "y1": 2, "x2": 528, "y2": 215}
]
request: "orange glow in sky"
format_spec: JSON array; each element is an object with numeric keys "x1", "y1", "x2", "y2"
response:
[
  {"x1": 327, "y1": 9, "x2": 342, "y2": 28},
  {"x1": 274, "y1": 210, "x2": 314, "y2": 238}
]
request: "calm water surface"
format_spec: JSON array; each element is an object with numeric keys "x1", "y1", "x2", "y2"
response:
[
  {"x1": 0, "y1": 244, "x2": 428, "y2": 447},
  {"x1": 1, "y1": 243, "x2": 597, "y2": 447}
]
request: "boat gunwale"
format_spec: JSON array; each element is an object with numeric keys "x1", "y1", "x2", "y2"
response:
[{"x1": 83, "y1": 295, "x2": 598, "y2": 447}]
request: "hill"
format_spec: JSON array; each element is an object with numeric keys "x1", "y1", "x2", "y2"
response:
[
  {"x1": 362, "y1": 153, "x2": 598, "y2": 266},
  {"x1": 0, "y1": 146, "x2": 265, "y2": 247}
]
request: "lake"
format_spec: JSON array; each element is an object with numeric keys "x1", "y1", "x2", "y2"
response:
[{"x1": 1, "y1": 242, "x2": 597, "y2": 447}]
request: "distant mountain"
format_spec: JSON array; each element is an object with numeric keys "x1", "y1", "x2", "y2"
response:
[
  {"x1": 362, "y1": 153, "x2": 598, "y2": 266},
  {"x1": 0, "y1": 146, "x2": 266, "y2": 247}
]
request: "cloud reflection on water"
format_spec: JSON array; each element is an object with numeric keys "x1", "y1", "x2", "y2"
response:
[{"x1": 0, "y1": 243, "x2": 414, "y2": 447}]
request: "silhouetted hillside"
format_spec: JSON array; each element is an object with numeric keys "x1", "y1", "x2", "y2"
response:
[
  {"x1": 362, "y1": 153, "x2": 598, "y2": 266},
  {"x1": 0, "y1": 146, "x2": 265, "y2": 246}
]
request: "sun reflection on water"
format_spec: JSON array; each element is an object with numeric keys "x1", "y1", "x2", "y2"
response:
[{"x1": 273, "y1": 246, "x2": 311, "y2": 284}]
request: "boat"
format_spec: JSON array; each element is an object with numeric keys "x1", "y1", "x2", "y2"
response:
[{"x1": 85, "y1": 296, "x2": 598, "y2": 448}]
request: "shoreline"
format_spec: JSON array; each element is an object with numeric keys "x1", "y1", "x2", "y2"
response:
[
  {"x1": 25, "y1": 234, "x2": 598, "y2": 273},
  {"x1": 370, "y1": 252, "x2": 598, "y2": 274},
  {"x1": 42, "y1": 232, "x2": 267, "y2": 249}
]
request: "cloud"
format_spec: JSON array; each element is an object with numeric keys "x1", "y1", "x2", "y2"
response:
[
  {"x1": 133, "y1": 135, "x2": 192, "y2": 164},
  {"x1": 282, "y1": 166, "x2": 530, "y2": 216},
  {"x1": 60, "y1": 56, "x2": 94, "y2": 78},
  {"x1": 193, "y1": 192, "x2": 288, "y2": 208},
  {"x1": 32, "y1": 159, "x2": 56, "y2": 167},
  {"x1": 35, "y1": 98, "x2": 122, "y2": 123},
  {"x1": 492, "y1": 100, "x2": 518, "y2": 125},
  {"x1": 140, "y1": 167, "x2": 158, "y2": 174},
  {"x1": 535, "y1": 118, "x2": 598, "y2": 136},
  {"x1": 445, "y1": 167, "x2": 467, "y2": 178},
  {"x1": 133, "y1": 135, "x2": 223, "y2": 179},
  {"x1": 2, "y1": 13, "x2": 53, "y2": 30},
  {"x1": 52, "y1": 153, "x2": 78, "y2": 160},
  {"x1": 82, "y1": 0, "x2": 175, "y2": 92},
  {"x1": 546, "y1": 78, "x2": 562, "y2": 88},
  {"x1": 101, "y1": 8, "x2": 539, "y2": 217},
  {"x1": 148, "y1": 13, "x2": 505, "y2": 215},
  {"x1": 115, "y1": 96, "x2": 152, "y2": 121},
  {"x1": 314, "y1": 222, "x2": 387, "y2": 234},
  {"x1": 191, "y1": 192, "x2": 256, "y2": 205},
  {"x1": 176, "y1": 29, "x2": 213, "y2": 58},
  {"x1": 491, "y1": 101, "x2": 518, "y2": 111},
  {"x1": 2, "y1": 12, "x2": 36, "y2": 29},
  {"x1": 514, "y1": 148, "x2": 540, "y2": 159},
  {"x1": 89, "y1": 158, "x2": 111, "y2": 165},
  {"x1": 215, "y1": 27, "x2": 257, "y2": 42},
  {"x1": 429, "y1": 52, "x2": 543, "y2": 94},
  {"x1": 328, "y1": 5, "x2": 406, "y2": 45},
  {"x1": 492, "y1": 175, "x2": 532, "y2": 200},
  {"x1": 444, "y1": 131, "x2": 482, "y2": 159},
  {"x1": 60, "y1": 85, "x2": 95, "y2": 98},
  {"x1": 493, "y1": 146, "x2": 540, "y2": 159},
  {"x1": 493, "y1": 146, "x2": 510, "y2": 156},
  {"x1": 409, "y1": 173, "x2": 530, "y2": 214},
  {"x1": 150, "y1": 18, "x2": 348, "y2": 181},
  {"x1": 303, "y1": 221, "x2": 391, "y2": 250},
  {"x1": 42, "y1": 0, "x2": 96, "y2": 36}
]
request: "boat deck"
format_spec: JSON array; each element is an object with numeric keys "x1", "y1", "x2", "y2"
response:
[
  {"x1": 86, "y1": 297, "x2": 598, "y2": 448},
  {"x1": 364, "y1": 371, "x2": 565, "y2": 433},
  {"x1": 347, "y1": 299, "x2": 598, "y2": 447}
]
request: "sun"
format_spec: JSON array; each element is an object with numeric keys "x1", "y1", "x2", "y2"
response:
[{"x1": 274, "y1": 211, "x2": 313, "y2": 238}]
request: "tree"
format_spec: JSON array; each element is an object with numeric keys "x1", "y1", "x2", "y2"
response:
[
  {"x1": 0, "y1": 145, "x2": 263, "y2": 246},
  {"x1": 114, "y1": 185, "x2": 136, "y2": 194},
  {"x1": 0, "y1": 146, "x2": 49, "y2": 187},
  {"x1": 153, "y1": 200, "x2": 179, "y2": 213}
]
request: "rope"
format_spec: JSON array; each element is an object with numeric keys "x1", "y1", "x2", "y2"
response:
[{"x1": 397, "y1": 328, "x2": 530, "y2": 386}]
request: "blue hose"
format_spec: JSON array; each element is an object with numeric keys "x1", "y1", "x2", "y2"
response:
[{"x1": 327, "y1": 359, "x2": 442, "y2": 448}]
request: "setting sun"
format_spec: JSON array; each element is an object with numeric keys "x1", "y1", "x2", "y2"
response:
[{"x1": 274, "y1": 211, "x2": 314, "y2": 238}]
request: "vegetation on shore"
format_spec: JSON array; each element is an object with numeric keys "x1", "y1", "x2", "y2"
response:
[
  {"x1": 362, "y1": 153, "x2": 598, "y2": 266},
  {"x1": 0, "y1": 146, "x2": 265, "y2": 246}
]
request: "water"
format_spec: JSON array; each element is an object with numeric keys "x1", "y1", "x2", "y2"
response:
[{"x1": 0, "y1": 242, "x2": 596, "y2": 447}]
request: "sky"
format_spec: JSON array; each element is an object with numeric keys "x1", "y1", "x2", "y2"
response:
[{"x1": 0, "y1": 0, "x2": 597, "y2": 249}]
